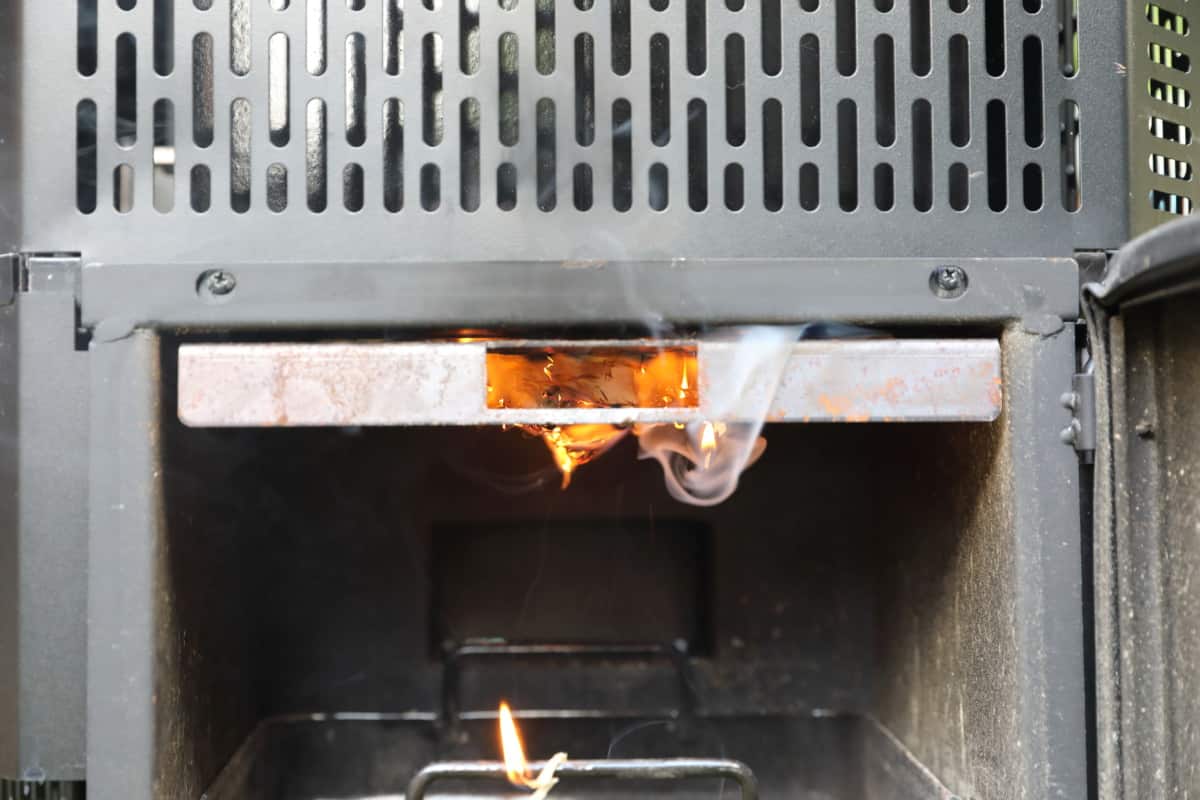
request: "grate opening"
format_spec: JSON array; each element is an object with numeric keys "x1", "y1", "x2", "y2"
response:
[
  {"x1": 385, "y1": 0, "x2": 404, "y2": 76},
  {"x1": 875, "y1": 36, "x2": 895, "y2": 147},
  {"x1": 498, "y1": 32, "x2": 517, "y2": 145},
  {"x1": 911, "y1": 0, "x2": 930, "y2": 76},
  {"x1": 193, "y1": 33, "x2": 214, "y2": 147},
  {"x1": 984, "y1": 0, "x2": 1004, "y2": 77},
  {"x1": 153, "y1": 99, "x2": 175, "y2": 213},
  {"x1": 1149, "y1": 78, "x2": 1191, "y2": 109},
  {"x1": 425, "y1": 33, "x2": 445, "y2": 146},
  {"x1": 1149, "y1": 152, "x2": 1193, "y2": 181},
  {"x1": 1148, "y1": 114, "x2": 1192, "y2": 144},
  {"x1": 347, "y1": 34, "x2": 367, "y2": 147},
  {"x1": 114, "y1": 164, "x2": 134, "y2": 213},
  {"x1": 875, "y1": 163, "x2": 895, "y2": 211},
  {"x1": 649, "y1": 162, "x2": 669, "y2": 211},
  {"x1": 269, "y1": 34, "x2": 290, "y2": 147},
  {"x1": 537, "y1": 98, "x2": 557, "y2": 211},
  {"x1": 725, "y1": 35, "x2": 746, "y2": 146},
  {"x1": 949, "y1": 0, "x2": 967, "y2": 14},
  {"x1": 422, "y1": 163, "x2": 441, "y2": 210},
  {"x1": 344, "y1": 163, "x2": 365, "y2": 212},
  {"x1": 116, "y1": 33, "x2": 137, "y2": 148},
  {"x1": 836, "y1": 0, "x2": 855, "y2": 75},
  {"x1": 613, "y1": 99, "x2": 633, "y2": 211},
  {"x1": 949, "y1": 35, "x2": 970, "y2": 147},
  {"x1": 78, "y1": 0, "x2": 97, "y2": 75},
  {"x1": 986, "y1": 99, "x2": 1007, "y2": 211},
  {"x1": 1147, "y1": 3, "x2": 1189, "y2": 35},
  {"x1": 688, "y1": 99, "x2": 708, "y2": 212},
  {"x1": 724, "y1": 163, "x2": 744, "y2": 210},
  {"x1": 686, "y1": 0, "x2": 705, "y2": 75},
  {"x1": 267, "y1": 163, "x2": 288, "y2": 212},
  {"x1": 231, "y1": 0, "x2": 250, "y2": 75},
  {"x1": 77, "y1": 100, "x2": 97, "y2": 214},
  {"x1": 573, "y1": 163, "x2": 593, "y2": 210},
  {"x1": 383, "y1": 98, "x2": 405, "y2": 212},
  {"x1": 1023, "y1": 162, "x2": 1043, "y2": 210},
  {"x1": 308, "y1": 0, "x2": 327, "y2": 75},
  {"x1": 837, "y1": 99, "x2": 858, "y2": 211},
  {"x1": 496, "y1": 163, "x2": 516, "y2": 211},
  {"x1": 763, "y1": 99, "x2": 783, "y2": 211},
  {"x1": 949, "y1": 162, "x2": 969, "y2": 210},
  {"x1": 306, "y1": 98, "x2": 327, "y2": 212},
  {"x1": 154, "y1": 0, "x2": 173, "y2": 75},
  {"x1": 913, "y1": 100, "x2": 933, "y2": 212},
  {"x1": 191, "y1": 165, "x2": 212, "y2": 212},
  {"x1": 763, "y1": 0, "x2": 782, "y2": 76},
  {"x1": 1150, "y1": 188, "x2": 1193, "y2": 214},
  {"x1": 1023, "y1": 37, "x2": 1044, "y2": 147},
  {"x1": 1058, "y1": 0, "x2": 1078, "y2": 76},
  {"x1": 231, "y1": 98, "x2": 252, "y2": 213},
  {"x1": 650, "y1": 34, "x2": 671, "y2": 146},
  {"x1": 536, "y1": 0, "x2": 554, "y2": 75},
  {"x1": 800, "y1": 163, "x2": 819, "y2": 210},
  {"x1": 575, "y1": 34, "x2": 595, "y2": 145},
  {"x1": 461, "y1": 98, "x2": 481, "y2": 212},
  {"x1": 611, "y1": 0, "x2": 631, "y2": 75},
  {"x1": 801, "y1": 35, "x2": 820, "y2": 146},
  {"x1": 1060, "y1": 100, "x2": 1081, "y2": 211}
]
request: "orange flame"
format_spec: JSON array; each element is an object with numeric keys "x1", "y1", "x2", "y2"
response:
[
  {"x1": 700, "y1": 421, "x2": 724, "y2": 468},
  {"x1": 499, "y1": 702, "x2": 536, "y2": 788},
  {"x1": 487, "y1": 347, "x2": 698, "y2": 486}
]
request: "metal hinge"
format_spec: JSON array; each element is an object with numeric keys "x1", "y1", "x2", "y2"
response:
[{"x1": 1060, "y1": 368, "x2": 1096, "y2": 455}]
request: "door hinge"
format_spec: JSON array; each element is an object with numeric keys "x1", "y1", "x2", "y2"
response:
[{"x1": 1060, "y1": 369, "x2": 1096, "y2": 455}]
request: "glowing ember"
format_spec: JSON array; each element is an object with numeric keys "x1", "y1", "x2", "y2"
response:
[{"x1": 499, "y1": 702, "x2": 534, "y2": 788}]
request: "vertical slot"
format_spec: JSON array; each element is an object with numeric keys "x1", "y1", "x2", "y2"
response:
[
  {"x1": 577, "y1": 0, "x2": 594, "y2": 8},
  {"x1": 649, "y1": 163, "x2": 669, "y2": 210},
  {"x1": 948, "y1": 162, "x2": 968, "y2": 210},
  {"x1": 574, "y1": 163, "x2": 594, "y2": 210},
  {"x1": 576, "y1": 34, "x2": 595, "y2": 145},
  {"x1": 874, "y1": 163, "x2": 894, "y2": 210},
  {"x1": 153, "y1": 99, "x2": 175, "y2": 212},
  {"x1": 836, "y1": 0, "x2": 855, "y2": 76},
  {"x1": 267, "y1": 163, "x2": 288, "y2": 212},
  {"x1": 536, "y1": 0, "x2": 555, "y2": 74},
  {"x1": 727, "y1": 0, "x2": 744, "y2": 9},
  {"x1": 986, "y1": 99, "x2": 1007, "y2": 210},
  {"x1": 801, "y1": 35, "x2": 820, "y2": 146},
  {"x1": 876, "y1": 0, "x2": 892, "y2": 12},
  {"x1": 422, "y1": 164, "x2": 442, "y2": 210},
  {"x1": 79, "y1": 0, "x2": 98, "y2": 75},
  {"x1": 231, "y1": 98, "x2": 252, "y2": 212},
  {"x1": 801, "y1": 0, "x2": 817, "y2": 10},
  {"x1": 1059, "y1": 0, "x2": 1078, "y2": 76},
  {"x1": 763, "y1": 0, "x2": 781, "y2": 75},
  {"x1": 347, "y1": 34, "x2": 367, "y2": 146},
  {"x1": 911, "y1": 0, "x2": 930, "y2": 75},
  {"x1": 1023, "y1": 37, "x2": 1044, "y2": 146},
  {"x1": 912, "y1": 99, "x2": 932, "y2": 211},
  {"x1": 651, "y1": 0, "x2": 668, "y2": 10},
  {"x1": 763, "y1": 99, "x2": 783, "y2": 211},
  {"x1": 984, "y1": 0, "x2": 1004, "y2": 76},
  {"x1": 650, "y1": 34, "x2": 671, "y2": 146},
  {"x1": 613, "y1": 99, "x2": 633, "y2": 211},
  {"x1": 231, "y1": 0, "x2": 251, "y2": 75},
  {"x1": 1060, "y1": 99, "x2": 1081, "y2": 210},
  {"x1": 118, "y1": 0, "x2": 135, "y2": 8},
  {"x1": 837, "y1": 99, "x2": 857, "y2": 211},
  {"x1": 499, "y1": 33, "x2": 518, "y2": 145},
  {"x1": 154, "y1": 0, "x2": 173, "y2": 75},
  {"x1": 1023, "y1": 162, "x2": 1042, "y2": 209},
  {"x1": 461, "y1": 0, "x2": 479, "y2": 74},
  {"x1": 874, "y1": 35, "x2": 895, "y2": 146},
  {"x1": 950, "y1": 0, "x2": 967, "y2": 11},
  {"x1": 726, "y1": 35, "x2": 746, "y2": 146},
  {"x1": 497, "y1": 163, "x2": 517, "y2": 210},
  {"x1": 1024, "y1": 0, "x2": 1039, "y2": 11},
  {"x1": 344, "y1": 163, "x2": 365, "y2": 211},
  {"x1": 191, "y1": 164, "x2": 212, "y2": 212},
  {"x1": 269, "y1": 34, "x2": 290, "y2": 146},
  {"x1": 116, "y1": 33, "x2": 137, "y2": 147},
  {"x1": 949, "y1": 35, "x2": 970, "y2": 146},
  {"x1": 724, "y1": 163, "x2": 744, "y2": 210},
  {"x1": 799, "y1": 163, "x2": 819, "y2": 210},
  {"x1": 385, "y1": 0, "x2": 404, "y2": 75},
  {"x1": 688, "y1": 99, "x2": 708, "y2": 211},
  {"x1": 306, "y1": 98, "x2": 327, "y2": 212},
  {"x1": 114, "y1": 164, "x2": 134, "y2": 213},
  {"x1": 537, "y1": 98, "x2": 557, "y2": 211},
  {"x1": 612, "y1": 0, "x2": 631, "y2": 75},
  {"x1": 196, "y1": 0, "x2": 212, "y2": 8},
  {"x1": 461, "y1": 98, "x2": 481, "y2": 211},
  {"x1": 687, "y1": 0, "x2": 705, "y2": 75},
  {"x1": 193, "y1": 33, "x2": 214, "y2": 147},
  {"x1": 425, "y1": 33, "x2": 445, "y2": 146},
  {"x1": 77, "y1": 100, "x2": 98, "y2": 213},
  {"x1": 498, "y1": 0, "x2": 515, "y2": 9},
  {"x1": 271, "y1": 0, "x2": 289, "y2": 8},
  {"x1": 308, "y1": 0, "x2": 327, "y2": 75},
  {"x1": 349, "y1": 0, "x2": 364, "y2": 8},
  {"x1": 384, "y1": 98, "x2": 405, "y2": 211}
]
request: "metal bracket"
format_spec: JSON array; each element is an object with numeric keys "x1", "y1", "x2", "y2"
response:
[
  {"x1": 22, "y1": 255, "x2": 82, "y2": 296},
  {"x1": 1060, "y1": 369, "x2": 1097, "y2": 455}
]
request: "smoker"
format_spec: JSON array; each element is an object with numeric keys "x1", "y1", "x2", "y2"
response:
[{"x1": 1, "y1": 0, "x2": 1198, "y2": 798}]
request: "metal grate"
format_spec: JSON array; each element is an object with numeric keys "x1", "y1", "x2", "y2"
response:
[
  {"x1": 1131, "y1": 0, "x2": 1197, "y2": 234},
  {"x1": 34, "y1": 0, "x2": 1127, "y2": 262}
]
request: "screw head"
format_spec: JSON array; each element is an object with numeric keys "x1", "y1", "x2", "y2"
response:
[
  {"x1": 197, "y1": 269, "x2": 237, "y2": 301},
  {"x1": 930, "y1": 265, "x2": 968, "y2": 299}
]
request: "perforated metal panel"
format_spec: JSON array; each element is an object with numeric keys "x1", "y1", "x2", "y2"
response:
[
  {"x1": 14, "y1": 0, "x2": 1127, "y2": 263},
  {"x1": 1130, "y1": 0, "x2": 1197, "y2": 234}
]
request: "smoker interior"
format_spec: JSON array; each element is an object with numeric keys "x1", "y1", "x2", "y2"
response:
[{"x1": 157, "y1": 361, "x2": 1024, "y2": 799}]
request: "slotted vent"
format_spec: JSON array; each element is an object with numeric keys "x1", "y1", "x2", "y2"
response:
[
  {"x1": 54, "y1": 0, "x2": 1123, "y2": 260},
  {"x1": 1133, "y1": 0, "x2": 1198, "y2": 232}
]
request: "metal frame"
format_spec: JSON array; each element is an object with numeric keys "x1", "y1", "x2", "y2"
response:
[{"x1": 405, "y1": 758, "x2": 760, "y2": 800}]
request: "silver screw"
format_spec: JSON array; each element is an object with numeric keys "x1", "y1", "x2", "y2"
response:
[
  {"x1": 197, "y1": 269, "x2": 237, "y2": 299},
  {"x1": 930, "y1": 265, "x2": 968, "y2": 298}
]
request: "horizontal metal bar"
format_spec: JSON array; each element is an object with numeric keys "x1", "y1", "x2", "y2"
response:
[
  {"x1": 81, "y1": 258, "x2": 1079, "y2": 332},
  {"x1": 406, "y1": 759, "x2": 759, "y2": 800},
  {"x1": 177, "y1": 339, "x2": 1002, "y2": 427}
]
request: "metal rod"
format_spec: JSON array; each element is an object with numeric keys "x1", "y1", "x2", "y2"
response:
[{"x1": 406, "y1": 758, "x2": 759, "y2": 800}]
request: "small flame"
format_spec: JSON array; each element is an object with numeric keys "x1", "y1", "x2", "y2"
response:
[
  {"x1": 700, "y1": 421, "x2": 723, "y2": 468},
  {"x1": 543, "y1": 356, "x2": 555, "y2": 379},
  {"x1": 499, "y1": 702, "x2": 536, "y2": 789},
  {"x1": 538, "y1": 424, "x2": 629, "y2": 488},
  {"x1": 679, "y1": 364, "x2": 690, "y2": 400}
]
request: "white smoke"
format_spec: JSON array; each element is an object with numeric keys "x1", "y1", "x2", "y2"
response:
[{"x1": 635, "y1": 326, "x2": 802, "y2": 507}]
